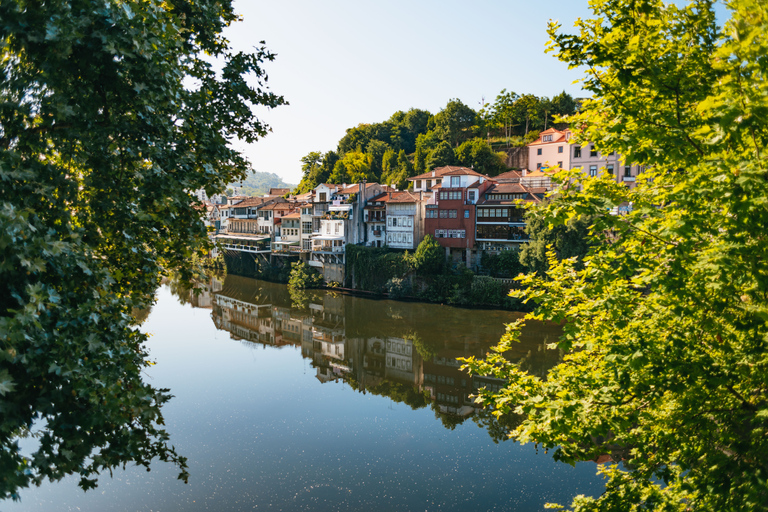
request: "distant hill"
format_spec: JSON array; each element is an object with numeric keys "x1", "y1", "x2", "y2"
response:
[{"x1": 230, "y1": 171, "x2": 295, "y2": 197}]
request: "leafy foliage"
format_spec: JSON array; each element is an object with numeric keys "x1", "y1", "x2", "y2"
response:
[
  {"x1": 288, "y1": 261, "x2": 324, "y2": 290},
  {"x1": 519, "y1": 208, "x2": 597, "y2": 276},
  {"x1": 480, "y1": 249, "x2": 526, "y2": 278},
  {"x1": 463, "y1": 1, "x2": 768, "y2": 510},
  {"x1": 454, "y1": 138, "x2": 507, "y2": 176},
  {"x1": 0, "y1": 0, "x2": 284, "y2": 499},
  {"x1": 411, "y1": 235, "x2": 445, "y2": 275}
]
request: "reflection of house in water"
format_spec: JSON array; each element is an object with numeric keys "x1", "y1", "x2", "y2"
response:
[
  {"x1": 202, "y1": 277, "x2": 563, "y2": 433},
  {"x1": 213, "y1": 292, "x2": 273, "y2": 344},
  {"x1": 385, "y1": 337, "x2": 419, "y2": 386},
  {"x1": 423, "y1": 351, "x2": 476, "y2": 418},
  {"x1": 309, "y1": 294, "x2": 349, "y2": 383}
]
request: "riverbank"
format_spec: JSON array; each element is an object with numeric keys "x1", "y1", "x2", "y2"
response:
[{"x1": 221, "y1": 245, "x2": 532, "y2": 311}]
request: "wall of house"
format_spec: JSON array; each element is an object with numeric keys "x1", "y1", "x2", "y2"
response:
[{"x1": 528, "y1": 142, "x2": 569, "y2": 171}]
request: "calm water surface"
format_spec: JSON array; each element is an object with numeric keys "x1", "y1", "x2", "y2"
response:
[{"x1": 7, "y1": 275, "x2": 604, "y2": 512}]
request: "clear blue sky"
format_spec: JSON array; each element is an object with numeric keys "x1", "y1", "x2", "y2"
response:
[{"x1": 224, "y1": 0, "x2": 728, "y2": 185}]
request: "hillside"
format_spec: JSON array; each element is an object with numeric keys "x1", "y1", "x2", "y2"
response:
[{"x1": 231, "y1": 171, "x2": 296, "y2": 197}]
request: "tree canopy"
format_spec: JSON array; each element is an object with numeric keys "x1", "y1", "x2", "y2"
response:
[
  {"x1": 463, "y1": 1, "x2": 768, "y2": 510},
  {"x1": 0, "y1": 0, "x2": 284, "y2": 500}
]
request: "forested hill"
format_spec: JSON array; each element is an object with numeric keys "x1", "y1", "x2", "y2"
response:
[
  {"x1": 295, "y1": 89, "x2": 579, "y2": 194},
  {"x1": 231, "y1": 171, "x2": 296, "y2": 197}
]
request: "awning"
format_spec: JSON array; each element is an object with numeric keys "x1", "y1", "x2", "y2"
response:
[
  {"x1": 215, "y1": 234, "x2": 270, "y2": 242},
  {"x1": 311, "y1": 235, "x2": 345, "y2": 241}
]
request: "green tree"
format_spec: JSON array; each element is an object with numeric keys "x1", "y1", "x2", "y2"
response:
[
  {"x1": 0, "y1": 0, "x2": 285, "y2": 500},
  {"x1": 414, "y1": 130, "x2": 440, "y2": 174},
  {"x1": 380, "y1": 147, "x2": 398, "y2": 183},
  {"x1": 463, "y1": 1, "x2": 768, "y2": 510},
  {"x1": 519, "y1": 207, "x2": 596, "y2": 276},
  {"x1": 337, "y1": 123, "x2": 373, "y2": 155},
  {"x1": 365, "y1": 139, "x2": 390, "y2": 181},
  {"x1": 400, "y1": 108, "x2": 432, "y2": 153},
  {"x1": 411, "y1": 235, "x2": 445, "y2": 275},
  {"x1": 433, "y1": 99, "x2": 477, "y2": 147},
  {"x1": 513, "y1": 94, "x2": 541, "y2": 135},
  {"x1": 427, "y1": 140, "x2": 456, "y2": 170},
  {"x1": 492, "y1": 89, "x2": 520, "y2": 146},
  {"x1": 548, "y1": 90, "x2": 578, "y2": 121},
  {"x1": 454, "y1": 138, "x2": 507, "y2": 176}
]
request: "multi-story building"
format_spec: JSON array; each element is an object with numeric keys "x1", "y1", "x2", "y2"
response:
[
  {"x1": 569, "y1": 142, "x2": 644, "y2": 190},
  {"x1": 299, "y1": 202, "x2": 314, "y2": 252},
  {"x1": 527, "y1": 127, "x2": 572, "y2": 171},
  {"x1": 257, "y1": 201, "x2": 298, "y2": 235},
  {"x1": 415, "y1": 167, "x2": 493, "y2": 267},
  {"x1": 527, "y1": 128, "x2": 645, "y2": 192},
  {"x1": 273, "y1": 211, "x2": 301, "y2": 255},
  {"x1": 384, "y1": 191, "x2": 425, "y2": 250},
  {"x1": 363, "y1": 194, "x2": 387, "y2": 248},
  {"x1": 409, "y1": 166, "x2": 468, "y2": 193},
  {"x1": 475, "y1": 183, "x2": 541, "y2": 253}
]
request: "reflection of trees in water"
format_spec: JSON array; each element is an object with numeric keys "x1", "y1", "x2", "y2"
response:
[{"x1": 198, "y1": 275, "x2": 563, "y2": 442}]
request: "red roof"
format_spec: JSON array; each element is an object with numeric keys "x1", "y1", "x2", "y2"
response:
[
  {"x1": 408, "y1": 166, "x2": 475, "y2": 181},
  {"x1": 527, "y1": 128, "x2": 571, "y2": 146}
]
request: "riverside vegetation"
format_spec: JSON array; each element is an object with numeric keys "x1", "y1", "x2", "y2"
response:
[
  {"x1": 464, "y1": 1, "x2": 768, "y2": 510},
  {"x1": 0, "y1": 0, "x2": 284, "y2": 500}
]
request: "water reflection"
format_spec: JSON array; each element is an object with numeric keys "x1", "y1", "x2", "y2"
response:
[{"x1": 176, "y1": 274, "x2": 562, "y2": 441}]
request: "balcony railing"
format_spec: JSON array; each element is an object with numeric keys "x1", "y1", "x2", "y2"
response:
[{"x1": 311, "y1": 245, "x2": 345, "y2": 253}]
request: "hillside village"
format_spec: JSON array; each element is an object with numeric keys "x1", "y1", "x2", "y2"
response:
[{"x1": 199, "y1": 127, "x2": 643, "y2": 284}]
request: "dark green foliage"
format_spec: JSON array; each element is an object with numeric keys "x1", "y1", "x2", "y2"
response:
[
  {"x1": 433, "y1": 98, "x2": 477, "y2": 147},
  {"x1": 454, "y1": 138, "x2": 507, "y2": 176},
  {"x1": 427, "y1": 140, "x2": 456, "y2": 170},
  {"x1": 480, "y1": 249, "x2": 526, "y2": 278},
  {"x1": 0, "y1": 0, "x2": 285, "y2": 499},
  {"x1": 519, "y1": 208, "x2": 596, "y2": 276},
  {"x1": 346, "y1": 245, "x2": 412, "y2": 293},
  {"x1": 411, "y1": 235, "x2": 445, "y2": 275}
]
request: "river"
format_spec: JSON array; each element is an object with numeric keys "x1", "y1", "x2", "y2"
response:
[{"x1": 6, "y1": 275, "x2": 604, "y2": 512}]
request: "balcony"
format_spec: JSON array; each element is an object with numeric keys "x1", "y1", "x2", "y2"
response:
[
  {"x1": 623, "y1": 176, "x2": 636, "y2": 182},
  {"x1": 312, "y1": 245, "x2": 345, "y2": 253}
]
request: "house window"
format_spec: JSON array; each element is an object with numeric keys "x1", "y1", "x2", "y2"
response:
[
  {"x1": 543, "y1": 135, "x2": 553, "y2": 142},
  {"x1": 451, "y1": 176, "x2": 460, "y2": 187},
  {"x1": 557, "y1": 161, "x2": 563, "y2": 168},
  {"x1": 607, "y1": 164, "x2": 614, "y2": 174},
  {"x1": 590, "y1": 145, "x2": 598, "y2": 157},
  {"x1": 449, "y1": 210, "x2": 457, "y2": 218},
  {"x1": 589, "y1": 165, "x2": 598, "y2": 177},
  {"x1": 537, "y1": 163, "x2": 542, "y2": 169},
  {"x1": 439, "y1": 209, "x2": 448, "y2": 219},
  {"x1": 416, "y1": 180, "x2": 422, "y2": 189},
  {"x1": 468, "y1": 191, "x2": 476, "y2": 202},
  {"x1": 464, "y1": 210, "x2": 469, "y2": 219},
  {"x1": 558, "y1": 146, "x2": 563, "y2": 153},
  {"x1": 537, "y1": 148, "x2": 542, "y2": 155},
  {"x1": 624, "y1": 165, "x2": 632, "y2": 177},
  {"x1": 573, "y1": 146, "x2": 581, "y2": 158}
]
